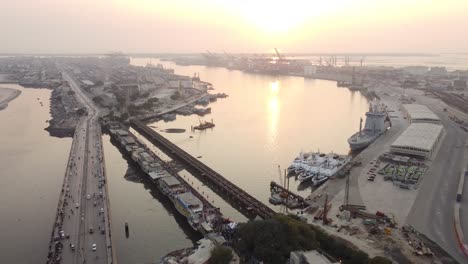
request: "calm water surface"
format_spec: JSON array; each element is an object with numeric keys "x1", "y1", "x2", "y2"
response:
[
  {"x1": 0, "y1": 84, "x2": 71, "y2": 263},
  {"x1": 132, "y1": 58, "x2": 369, "y2": 207}
]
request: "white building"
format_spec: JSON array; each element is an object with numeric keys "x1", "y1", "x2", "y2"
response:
[
  {"x1": 390, "y1": 123, "x2": 443, "y2": 159},
  {"x1": 403, "y1": 104, "x2": 441, "y2": 124}
]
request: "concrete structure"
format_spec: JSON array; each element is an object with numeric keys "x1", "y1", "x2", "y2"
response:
[
  {"x1": 390, "y1": 123, "x2": 443, "y2": 159},
  {"x1": 289, "y1": 250, "x2": 338, "y2": 264},
  {"x1": 403, "y1": 104, "x2": 441, "y2": 124}
]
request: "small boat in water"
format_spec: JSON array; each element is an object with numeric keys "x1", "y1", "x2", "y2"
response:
[{"x1": 193, "y1": 119, "x2": 215, "y2": 130}]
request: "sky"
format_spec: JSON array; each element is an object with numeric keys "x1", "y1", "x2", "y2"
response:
[{"x1": 1, "y1": 0, "x2": 468, "y2": 54}]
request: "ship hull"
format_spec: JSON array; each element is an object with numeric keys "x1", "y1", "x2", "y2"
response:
[{"x1": 347, "y1": 132, "x2": 381, "y2": 151}]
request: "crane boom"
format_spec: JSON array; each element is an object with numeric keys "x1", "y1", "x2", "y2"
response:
[{"x1": 274, "y1": 48, "x2": 283, "y2": 61}]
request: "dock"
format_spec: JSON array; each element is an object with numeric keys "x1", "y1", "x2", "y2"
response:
[
  {"x1": 270, "y1": 181, "x2": 308, "y2": 209},
  {"x1": 130, "y1": 119, "x2": 276, "y2": 219}
]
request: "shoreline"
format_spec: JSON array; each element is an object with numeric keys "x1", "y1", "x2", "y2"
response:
[{"x1": 0, "y1": 87, "x2": 21, "y2": 110}]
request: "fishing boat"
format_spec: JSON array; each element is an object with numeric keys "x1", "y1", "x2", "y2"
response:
[{"x1": 193, "y1": 119, "x2": 215, "y2": 130}]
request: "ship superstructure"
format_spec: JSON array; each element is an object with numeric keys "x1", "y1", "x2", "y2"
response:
[{"x1": 348, "y1": 101, "x2": 388, "y2": 151}]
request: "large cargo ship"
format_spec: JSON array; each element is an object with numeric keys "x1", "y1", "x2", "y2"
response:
[{"x1": 348, "y1": 101, "x2": 388, "y2": 152}]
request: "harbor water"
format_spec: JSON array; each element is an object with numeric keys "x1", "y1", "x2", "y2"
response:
[
  {"x1": 0, "y1": 84, "x2": 71, "y2": 263},
  {"x1": 131, "y1": 58, "x2": 370, "y2": 208}
]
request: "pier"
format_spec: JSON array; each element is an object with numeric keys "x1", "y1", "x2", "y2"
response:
[
  {"x1": 270, "y1": 181, "x2": 307, "y2": 209},
  {"x1": 130, "y1": 119, "x2": 276, "y2": 219}
]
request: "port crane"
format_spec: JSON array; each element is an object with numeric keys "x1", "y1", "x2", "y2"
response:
[{"x1": 274, "y1": 48, "x2": 284, "y2": 62}]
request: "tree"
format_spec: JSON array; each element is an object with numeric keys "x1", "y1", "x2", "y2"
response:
[
  {"x1": 92, "y1": 96, "x2": 103, "y2": 104},
  {"x1": 76, "y1": 108, "x2": 87, "y2": 116},
  {"x1": 209, "y1": 246, "x2": 233, "y2": 264},
  {"x1": 234, "y1": 215, "x2": 318, "y2": 264},
  {"x1": 233, "y1": 215, "x2": 379, "y2": 264}
]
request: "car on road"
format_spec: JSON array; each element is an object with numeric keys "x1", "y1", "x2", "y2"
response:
[
  {"x1": 71, "y1": 244, "x2": 75, "y2": 251},
  {"x1": 89, "y1": 227, "x2": 94, "y2": 234},
  {"x1": 92, "y1": 244, "x2": 97, "y2": 251},
  {"x1": 93, "y1": 201, "x2": 97, "y2": 206},
  {"x1": 87, "y1": 194, "x2": 91, "y2": 200},
  {"x1": 100, "y1": 208, "x2": 104, "y2": 214},
  {"x1": 75, "y1": 203, "x2": 79, "y2": 208}
]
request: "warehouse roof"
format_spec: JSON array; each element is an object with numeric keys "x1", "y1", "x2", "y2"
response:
[
  {"x1": 403, "y1": 104, "x2": 440, "y2": 122},
  {"x1": 391, "y1": 123, "x2": 443, "y2": 152}
]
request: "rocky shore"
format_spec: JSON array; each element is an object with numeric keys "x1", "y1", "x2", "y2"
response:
[{"x1": 45, "y1": 85, "x2": 81, "y2": 137}]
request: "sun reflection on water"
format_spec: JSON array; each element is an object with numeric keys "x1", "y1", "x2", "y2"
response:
[{"x1": 267, "y1": 81, "x2": 281, "y2": 150}]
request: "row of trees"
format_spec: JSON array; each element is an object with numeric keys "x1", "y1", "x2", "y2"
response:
[{"x1": 232, "y1": 214, "x2": 392, "y2": 264}]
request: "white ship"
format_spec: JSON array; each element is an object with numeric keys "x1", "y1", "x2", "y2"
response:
[{"x1": 288, "y1": 152, "x2": 350, "y2": 185}]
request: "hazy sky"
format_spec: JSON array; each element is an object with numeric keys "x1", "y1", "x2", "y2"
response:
[{"x1": 2, "y1": 0, "x2": 468, "y2": 54}]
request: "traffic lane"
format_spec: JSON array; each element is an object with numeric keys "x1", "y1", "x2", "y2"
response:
[
  {"x1": 60, "y1": 124, "x2": 87, "y2": 263},
  {"x1": 407, "y1": 119, "x2": 467, "y2": 262},
  {"x1": 83, "y1": 127, "x2": 107, "y2": 262}
]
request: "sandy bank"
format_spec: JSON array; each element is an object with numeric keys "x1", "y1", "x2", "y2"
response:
[{"x1": 0, "y1": 87, "x2": 21, "y2": 110}]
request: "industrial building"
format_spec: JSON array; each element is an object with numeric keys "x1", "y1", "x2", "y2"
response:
[
  {"x1": 403, "y1": 104, "x2": 441, "y2": 124},
  {"x1": 390, "y1": 123, "x2": 443, "y2": 159}
]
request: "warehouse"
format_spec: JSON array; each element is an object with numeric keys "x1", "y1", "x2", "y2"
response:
[
  {"x1": 390, "y1": 123, "x2": 443, "y2": 159},
  {"x1": 403, "y1": 104, "x2": 441, "y2": 124}
]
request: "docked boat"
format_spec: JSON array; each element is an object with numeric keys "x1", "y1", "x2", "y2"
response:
[
  {"x1": 297, "y1": 171, "x2": 315, "y2": 182},
  {"x1": 311, "y1": 174, "x2": 329, "y2": 187},
  {"x1": 348, "y1": 100, "x2": 389, "y2": 151},
  {"x1": 173, "y1": 192, "x2": 204, "y2": 230},
  {"x1": 288, "y1": 152, "x2": 350, "y2": 186}
]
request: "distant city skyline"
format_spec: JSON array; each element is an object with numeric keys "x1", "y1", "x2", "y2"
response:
[{"x1": 2, "y1": 0, "x2": 468, "y2": 53}]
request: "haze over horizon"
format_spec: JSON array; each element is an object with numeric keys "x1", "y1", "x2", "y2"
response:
[{"x1": 2, "y1": 0, "x2": 468, "y2": 54}]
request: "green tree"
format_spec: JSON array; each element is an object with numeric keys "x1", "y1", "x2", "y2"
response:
[
  {"x1": 209, "y1": 246, "x2": 233, "y2": 264},
  {"x1": 234, "y1": 215, "x2": 318, "y2": 264}
]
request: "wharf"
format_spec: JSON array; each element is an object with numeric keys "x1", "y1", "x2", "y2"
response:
[
  {"x1": 106, "y1": 123, "x2": 223, "y2": 233},
  {"x1": 130, "y1": 119, "x2": 276, "y2": 219},
  {"x1": 270, "y1": 181, "x2": 308, "y2": 209}
]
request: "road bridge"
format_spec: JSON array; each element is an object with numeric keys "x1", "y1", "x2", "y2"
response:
[{"x1": 47, "y1": 71, "x2": 114, "y2": 264}]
